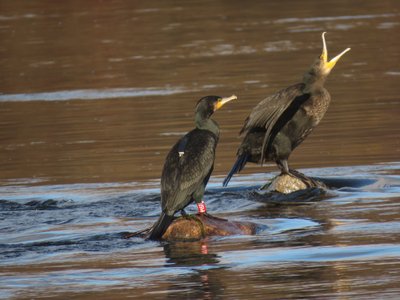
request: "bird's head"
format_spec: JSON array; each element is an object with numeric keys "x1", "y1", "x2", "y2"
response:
[
  {"x1": 317, "y1": 32, "x2": 351, "y2": 76},
  {"x1": 195, "y1": 95, "x2": 237, "y2": 119}
]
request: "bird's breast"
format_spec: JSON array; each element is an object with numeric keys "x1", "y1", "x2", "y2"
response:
[{"x1": 302, "y1": 91, "x2": 331, "y2": 125}]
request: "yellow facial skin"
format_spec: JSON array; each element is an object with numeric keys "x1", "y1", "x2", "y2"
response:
[{"x1": 214, "y1": 95, "x2": 237, "y2": 111}]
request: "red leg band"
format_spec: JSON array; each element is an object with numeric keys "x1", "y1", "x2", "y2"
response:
[{"x1": 197, "y1": 201, "x2": 206, "y2": 214}]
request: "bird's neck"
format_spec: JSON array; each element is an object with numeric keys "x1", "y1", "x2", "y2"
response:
[
  {"x1": 302, "y1": 70, "x2": 327, "y2": 93},
  {"x1": 195, "y1": 114, "x2": 219, "y2": 137}
]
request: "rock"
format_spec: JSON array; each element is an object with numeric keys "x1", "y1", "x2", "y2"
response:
[
  {"x1": 122, "y1": 172, "x2": 328, "y2": 242},
  {"x1": 162, "y1": 214, "x2": 257, "y2": 241},
  {"x1": 251, "y1": 186, "x2": 329, "y2": 203},
  {"x1": 265, "y1": 174, "x2": 308, "y2": 194},
  {"x1": 121, "y1": 214, "x2": 258, "y2": 241},
  {"x1": 262, "y1": 173, "x2": 327, "y2": 194}
]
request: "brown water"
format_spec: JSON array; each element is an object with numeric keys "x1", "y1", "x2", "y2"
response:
[{"x1": 1, "y1": 1, "x2": 400, "y2": 299}]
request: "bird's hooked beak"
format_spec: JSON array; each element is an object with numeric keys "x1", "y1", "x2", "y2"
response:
[
  {"x1": 321, "y1": 32, "x2": 351, "y2": 73},
  {"x1": 214, "y1": 95, "x2": 237, "y2": 111}
]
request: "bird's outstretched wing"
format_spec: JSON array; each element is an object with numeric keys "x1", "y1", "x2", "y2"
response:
[
  {"x1": 239, "y1": 83, "x2": 307, "y2": 162},
  {"x1": 161, "y1": 129, "x2": 217, "y2": 213}
]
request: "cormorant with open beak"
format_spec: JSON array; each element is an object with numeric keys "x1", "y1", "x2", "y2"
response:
[{"x1": 223, "y1": 32, "x2": 350, "y2": 186}]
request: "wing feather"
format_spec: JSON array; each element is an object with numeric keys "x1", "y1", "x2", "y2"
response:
[
  {"x1": 240, "y1": 83, "x2": 305, "y2": 135},
  {"x1": 239, "y1": 83, "x2": 306, "y2": 162},
  {"x1": 161, "y1": 129, "x2": 217, "y2": 213}
]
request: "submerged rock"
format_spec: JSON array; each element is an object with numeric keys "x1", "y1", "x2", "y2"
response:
[
  {"x1": 247, "y1": 172, "x2": 330, "y2": 204},
  {"x1": 251, "y1": 186, "x2": 329, "y2": 204}
]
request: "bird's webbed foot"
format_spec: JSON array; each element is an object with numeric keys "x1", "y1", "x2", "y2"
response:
[
  {"x1": 288, "y1": 168, "x2": 319, "y2": 188},
  {"x1": 181, "y1": 209, "x2": 197, "y2": 221},
  {"x1": 259, "y1": 180, "x2": 272, "y2": 190}
]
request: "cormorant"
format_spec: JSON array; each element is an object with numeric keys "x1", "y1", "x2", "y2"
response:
[
  {"x1": 223, "y1": 32, "x2": 350, "y2": 187},
  {"x1": 149, "y1": 95, "x2": 237, "y2": 240}
]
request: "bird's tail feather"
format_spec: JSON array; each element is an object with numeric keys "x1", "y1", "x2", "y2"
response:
[
  {"x1": 148, "y1": 212, "x2": 174, "y2": 240},
  {"x1": 222, "y1": 153, "x2": 248, "y2": 187}
]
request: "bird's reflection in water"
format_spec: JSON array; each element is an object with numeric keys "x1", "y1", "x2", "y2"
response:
[
  {"x1": 165, "y1": 268, "x2": 224, "y2": 300},
  {"x1": 163, "y1": 241, "x2": 219, "y2": 266},
  {"x1": 164, "y1": 241, "x2": 223, "y2": 299}
]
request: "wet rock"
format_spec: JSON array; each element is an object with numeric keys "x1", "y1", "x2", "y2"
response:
[
  {"x1": 249, "y1": 172, "x2": 330, "y2": 203},
  {"x1": 264, "y1": 174, "x2": 307, "y2": 194},
  {"x1": 261, "y1": 173, "x2": 327, "y2": 194},
  {"x1": 162, "y1": 214, "x2": 257, "y2": 242},
  {"x1": 251, "y1": 186, "x2": 329, "y2": 204}
]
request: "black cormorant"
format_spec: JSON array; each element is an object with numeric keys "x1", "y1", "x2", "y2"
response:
[
  {"x1": 223, "y1": 32, "x2": 350, "y2": 186},
  {"x1": 149, "y1": 95, "x2": 237, "y2": 240}
]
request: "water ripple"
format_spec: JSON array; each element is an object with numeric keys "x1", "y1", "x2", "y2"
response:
[
  {"x1": 221, "y1": 244, "x2": 400, "y2": 268},
  {"x1": 274, "y1": 13, "x2": 399, "y2": 24},
  {"x1": 0, "y1": 87, "x2": 189, "y2": 102}
]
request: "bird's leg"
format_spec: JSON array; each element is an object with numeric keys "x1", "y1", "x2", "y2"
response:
[
  {"x1": 181, "y1": 208, "x2": 199, "y2": 222},
  {"x1": 277, "y1": 159, "x2": 290, "y2": 175},
  {"x1": 192, "y1": 187, "x2": 207, "y2": 215},
  {"x1": 277, "y1": 160, "x2": 312, "y2": 186}
]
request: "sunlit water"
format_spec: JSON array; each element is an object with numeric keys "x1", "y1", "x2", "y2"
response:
[
  {"x1": 1, "y1": 164, "x2": 400, "y2": 299},
  {"x1": 1, "y1": 0, "x2": 400, "y2": 299}
]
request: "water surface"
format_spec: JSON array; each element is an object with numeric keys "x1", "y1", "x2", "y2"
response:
[{"x1": 1, "y1": 0, "x2": 400, "y2": 299}]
